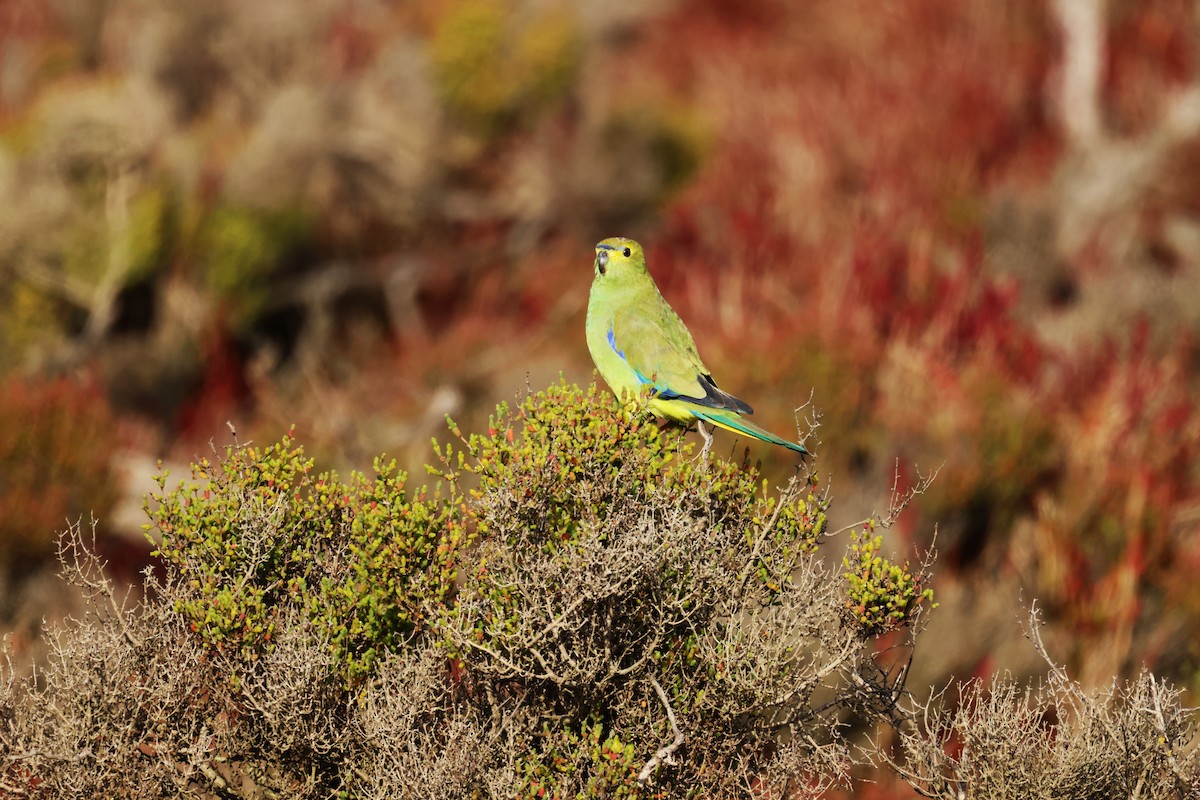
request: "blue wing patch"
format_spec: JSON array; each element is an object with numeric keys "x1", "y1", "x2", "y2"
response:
[
  {"x1": 607, "y1": 327, "x2": 652, "y2": 385},
  {"x1": 606, "y1": 327, "x2": 624, "y2": 358}
]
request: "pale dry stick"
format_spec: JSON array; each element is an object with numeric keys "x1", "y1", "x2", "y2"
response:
[
  {"x1": 58, "y1": 521, "x2": 142, "y2": 649},
  {"x1": 182, "y1": 726, "x2": 242, "y2": 800},
  {"x1": 1026, "y1": 603, "x2": 1138, "y2": 788},
  {"x1": 236, "y1": 680, "x2": 272, "y2": 720},
  {"x1": 1053, "y1": 0, "x2": 1104, "y2": 144},
  {"x1": 1051, "y1": 0, "x2": 1200, "y2": 258},
  {"x1": 242, "y1": 761, "x2": 286, "y2": 800},
  {"x1": 1146, "y1": 680, "x2": 1199, "y2": 792},
  {"x1": 697, "y1": 419, "x2": 714, "y2": 461},
  {"x1": 734, "y1": 473, "x2": 801, "y2": 594},
  {"x1": 829, "y1": 461, "x2": 941, "y2": 538},
  {"x1": 83, "y1": 165, "x2": 134, "y2": 344},
  {"x1": 793, "y1": 389, "x2": 821, "y2": 454},
  {"x1": 457, "y1": 634, "x2": 567, "y2": 684},
  {"x1": 527, "y1": 646, "x2": 563, "y2": 683},
  {"x1": 1025, "y1": 602, "x2": 1069, "y2": 685},
  {"x1": 526, "y1": 592, "x2": 588, "y2": 649},
  {"x1": 637, "y1": 675, "x2": 685, "y2": 786},
  {"x1": 195, "y1": 759, "x2": 241, "y2": 800},
  {"x1": 1025, "y1": 604, "x2": 1200, "y2": 796}
]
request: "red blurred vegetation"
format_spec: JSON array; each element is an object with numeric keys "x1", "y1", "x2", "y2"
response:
[{"x1": 0, "y1": 375, "x2": 120, "y2": 565}]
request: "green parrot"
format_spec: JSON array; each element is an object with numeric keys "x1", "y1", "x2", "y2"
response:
[{"x1": 586, "y1": 237, "x2": 809, "y2": 459}]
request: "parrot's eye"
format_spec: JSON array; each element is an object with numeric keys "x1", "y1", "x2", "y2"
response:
[{"x1": 623, "y1": 247, "x2": 631, "y2": 257}]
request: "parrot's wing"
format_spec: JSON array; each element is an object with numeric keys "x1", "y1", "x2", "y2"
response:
[{"x1": 606, "y1": 303, "x2": 753, "y2": 415}]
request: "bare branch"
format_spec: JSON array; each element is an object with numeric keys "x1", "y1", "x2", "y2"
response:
[
  {"x1": 830, "y1": 461, "x2": 941, "y2": 537},
  {"x1": 56, "y1": 519, "x2": 142, "y2": 649},
  {"x1": 637, "y1": 676, "x2": 685, "y2": 786}
]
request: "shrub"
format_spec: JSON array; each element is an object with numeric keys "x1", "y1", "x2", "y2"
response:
[
  {"x1": 432, "y1": 381, "x2": 895, "y2": 796},
  {"x1": 888, "y1": 611, "x2": 1200, "y2": 799},
  {"x1": 0, "y1": 381, "x2": 935, "y2": 798},
  {"x1": 146, "y1": 427, "x2": 467, "y2": 684},
  {"x1": 6, "y1": 382, "x2": 1196, "y2": 799},
  {"x1": 844, "y1": 525, "x2": 935, "y2": 636}
]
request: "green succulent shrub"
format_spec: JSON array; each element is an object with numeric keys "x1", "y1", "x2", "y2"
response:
[
  {"x1": 844, "y1": 525, "x2": 936, "y2": 637},
  {"x1": 146, "y1": 428, "x2": 468, "y2": 684},
  {"x1": 5, "y1": 382, "x2": 1196, "y2": 800},
  {"x1": 5, "y1": 381, "x2": 941, "y2": 798}
]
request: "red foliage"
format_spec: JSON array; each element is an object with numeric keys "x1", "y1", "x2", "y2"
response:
[
  {"x1": 0, "y1": 375, "x2": 122, "y2": 570},
  {"x1": 175, "y1": 327, "x2": 251, "y2": 444}
]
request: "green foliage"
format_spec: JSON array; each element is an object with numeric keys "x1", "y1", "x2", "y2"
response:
[
  {"x1": 444, "y1": 380, "x2": 824, "y2": 551},
  {"x1": 436, "y1": 380, "x2": 682, "y2": 540},
  {"x1": 194, "y1": 203, "x2": 310, "y2": 328},
  {"x1": 61, "y1": 184, "x2": 173, "y2": 288},
  {"x1": 843, "y1": 525, "x2": 935, "y2": 636},
  {"x1": 146, "y1": 429, "x2": 467, "y2": 683},
  {"x1": 0, "y1": 376, "x2": 121, "y2": 567},
  {"x1": 121, "y1": 184, "x2": 175, "y2": 281},
  {"x1": 516, "y1": 720, "x2": 648, "y2": 800},
  {"x1": 431, "y1": 0, "x2": 581, "y2": 137},
  {"x1": 0, "y1": 283, "x2": 66, "y2": 368},
  {"x1": 311, "y1": 460, "x2": 468, "y2": 682}
]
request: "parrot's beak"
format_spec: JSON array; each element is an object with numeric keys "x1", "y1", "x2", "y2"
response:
[{"x1": 595, "y1": 249, "x2": 609, "y2": 272}]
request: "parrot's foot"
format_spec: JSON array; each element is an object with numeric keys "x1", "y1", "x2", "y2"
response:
[{"x1": 697, "y1": 420, "x2": 713, "y2": 461}]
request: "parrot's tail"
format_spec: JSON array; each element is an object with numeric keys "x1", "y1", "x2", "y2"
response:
[{"x1": 694, "y1": 410, "x2": 809, "y2": 456}]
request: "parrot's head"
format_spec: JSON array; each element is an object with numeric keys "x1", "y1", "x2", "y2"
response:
[{"x1": 594, "y1": 237, "x2": 645, "y2": 281}]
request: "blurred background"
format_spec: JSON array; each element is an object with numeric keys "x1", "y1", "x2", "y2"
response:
[{"x1": 1, "y1": 0, "x2": 1199, "y2": 774}]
